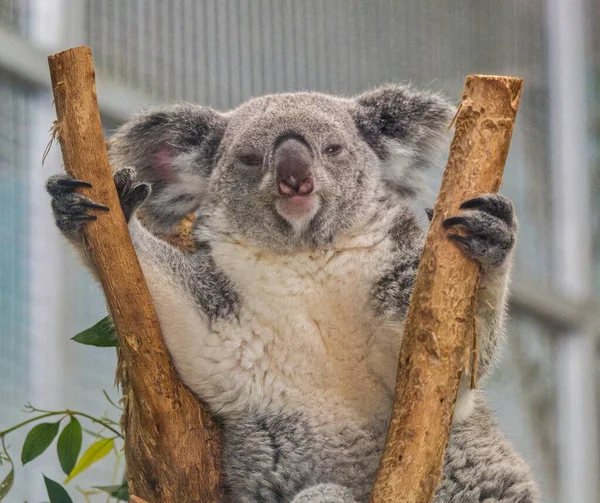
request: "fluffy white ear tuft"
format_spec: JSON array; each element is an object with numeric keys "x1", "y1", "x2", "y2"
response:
[{"x1": 379, "y1": 131, "x2": 452, "y2": 198}]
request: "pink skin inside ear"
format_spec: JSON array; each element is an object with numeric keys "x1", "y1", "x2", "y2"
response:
[{"x1": 153, "y1": 148, "x2": 178, "y2": 183}]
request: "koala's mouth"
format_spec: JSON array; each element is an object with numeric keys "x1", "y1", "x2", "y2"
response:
[{"x1": 275, "y1": 194, "x2": 320, "y2": 224}]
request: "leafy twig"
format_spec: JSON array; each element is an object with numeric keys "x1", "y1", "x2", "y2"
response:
[
  {"x1": 1, "y1": 408, "x2": 122, "y2": 439},
  {"x1": 0, "y1": 412, "x2": 63, "y2": 438}
]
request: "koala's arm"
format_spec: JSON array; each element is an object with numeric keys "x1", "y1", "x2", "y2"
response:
[
  {"x1": 434, "y1": 395, "x2": 539, "y2": 503},
  {"x1": 376, "y1": 193, "x2": 517, "y2": 383},
  {"x1": 46, "y1": 167, "x2": 238, "y2": 324}
]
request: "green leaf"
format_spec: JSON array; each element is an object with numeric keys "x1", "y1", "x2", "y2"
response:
[
  {"x1": 96, "y1": 482, "x2": 129, "y2": 501},
  {"x1": 71, "y1": 317, "x2": 118, "y2": 347},
  {"x1": 0, "y1": 466, "x2": 14, "y2": 500},
  {"x1": 57, "y1": 417, "x2": 82, "y2": 475},
  {"x1": 64, "y1": 438, "x2": 114, "y2": 484},
  {"x1": 111, "y1": 483, "x2": 130, "y2": 501},
  {"x1": 43, "y1": 475, "x2": 73, "y2": 503},
  {"x1": 21, "y1": 422, "x2": 61, "y2": 465}
]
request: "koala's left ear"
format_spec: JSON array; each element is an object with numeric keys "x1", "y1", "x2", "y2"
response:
[
  {"x1": 351, "y1": 85, "x2": 455, "y2": 196},
  {"x1": 108, "y1": 103, "x2": 227, "y2": 233}
]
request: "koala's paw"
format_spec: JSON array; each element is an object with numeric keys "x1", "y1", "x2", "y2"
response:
[
  {"x1": 112, "y1": 167, "x2": 152, "y2": 221},
  {"x1": 46, "y1": 175, "x2": 109, "y2": 233},
  {"x1": 443, "y1": 193, "x2": 516, "y2": 270},
  {"x1": 46, "y1": 168, "x2": 151, "y2": 234},
  {"x1": 291, "y1": 484, "x2": 357, "y2": 503}
]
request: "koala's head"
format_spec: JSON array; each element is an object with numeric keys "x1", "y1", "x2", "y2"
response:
[{"x1": 109, "y1": 86, "x2": 454, "y2": 253}]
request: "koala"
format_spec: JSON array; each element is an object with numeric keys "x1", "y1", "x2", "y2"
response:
[{"x1": 47, "y1": 85, "x2": 538, "y2": 503}]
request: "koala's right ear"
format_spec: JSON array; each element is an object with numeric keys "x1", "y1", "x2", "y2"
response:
[
  {"x1": 108, "y1": 104, "x2": 227, "y2": 233},
  {"x1": 351, "y1": 85, "x2": 455, "y2": 197}
]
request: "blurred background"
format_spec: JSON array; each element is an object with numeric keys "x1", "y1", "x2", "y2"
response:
[{"x1": 0, "y1": 0, "x2": 599, "y2": 501}]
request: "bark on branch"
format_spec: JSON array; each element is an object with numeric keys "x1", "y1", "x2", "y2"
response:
[
  {"x1": 48, "y1": 46, "x2": 223, "y2": 503},
  {"x1": 369, "y1": 75, "x2": 523, "y2": 503}
]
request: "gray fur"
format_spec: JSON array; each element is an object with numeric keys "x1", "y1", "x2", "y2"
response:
[
  {"x1": 372, "y1": 198, "x2": 423, "y2": 320},
  {"x1": 433, "y1": 396, "x2": 539, "y2": 503},
  {"x1": 223, "y1": 413, "x2": 386, "y2": 502},
  {"x1": 46, "y1": 84, "x2": 537, "y2": 502},
  {"x1": 108, "y1": 87, "x2": 453, "y2": 254},
  {"x1": 373, "y1": 192, "x2": 515, "y2": 379},
  {"x1": 129, "y1": 221, "x2": 239, "y2": 321},
  {"x1": 292, "y1": 484, "x2": 358, "y2": 503}
]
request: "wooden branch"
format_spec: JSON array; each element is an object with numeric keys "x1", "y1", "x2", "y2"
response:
[
  {"x1": 48, "y1": 46, "x2": 223, "y2": 502},
  {"x1": 369, "y1": 75, "x2": 523, "y2": 503}
]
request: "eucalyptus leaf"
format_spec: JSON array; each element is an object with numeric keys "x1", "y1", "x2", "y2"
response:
[
  {"x1": 64, "y1": 438, "x2": 114, "y2": 484},
  {"x1": 44, "y1": 475, "x2": 73, "y2": 503},
  {"x1": 0, "y1": 466, "x2": 14, "y2": 500},
  {"x1": 96, "y1": 481, "x2": 129, "y2": 501},
  {"x1": 111, "y1": 483, "x2": 130, "y2": 501},
  {"x1": 57, "y1": 417, "x2": 82, "y2": 475},
  {"x1": 21, "y1": 422, "x2": 61, "y2": 465},
  {"x1": 71, "y1": 317, "x2": 118, "y2": 347}
]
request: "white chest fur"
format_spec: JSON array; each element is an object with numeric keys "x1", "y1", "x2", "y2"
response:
[{"x1": 141, "y1": 231, "x2": 403, "y2": 423}]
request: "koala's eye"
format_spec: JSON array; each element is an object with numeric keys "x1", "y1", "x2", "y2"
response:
[
  {"x1": 238, "y1": 154, "x2": 263, "y2": 167},
  {"x1": 323, "y1": 144, "x2": 343, "y2": 157}
]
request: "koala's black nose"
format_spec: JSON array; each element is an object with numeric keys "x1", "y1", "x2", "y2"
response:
[{"x1": 274, "y1": 138, "x2": 314, "y2": 196}]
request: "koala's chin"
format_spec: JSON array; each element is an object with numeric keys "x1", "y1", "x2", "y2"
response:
[{"x1": 275, "y1": 193, "x2": 321, "y2": 232}]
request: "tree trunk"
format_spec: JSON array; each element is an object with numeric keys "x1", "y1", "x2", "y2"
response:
[{"x1": 48, "y1": 46, "x2": 223, "y2": 503}]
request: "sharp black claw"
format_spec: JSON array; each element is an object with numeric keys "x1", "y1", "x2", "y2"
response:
[
  {"x1": 459, "y1": 195, "x2": 514, "y2": 226},
  {"x1": 459, "y1": 197, "x2": 487, "y2": 210},
  {"x1": 71, "y1": 214, "x2": 97, "y2": 221},
  {"x1": 425, "y1": 207, "x2": 434, "y2": 221},
  {"x1": 443, "y1": 216, "x2": 468, "y2": 229},
  {"x1": 447, "y1": 233, "x2": 471, "y2": 246},
  {"x1": 60, "y1": 179, "x2": 92, "y2": 189},
  {"x1": 81, "y1": 200, "x2": 110, "y2": 211}
]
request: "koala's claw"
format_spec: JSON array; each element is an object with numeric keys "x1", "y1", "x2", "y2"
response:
[
  {"x1": 80, "y1": 199, "x2": 110, "y2": 211},
  {"x1": 443, "y1": 193, "x2": 516, "y2": 269},
  {"x1": 47, "y1": 174, "x2": 109, "y2": 234},
  {"x1": 442, "y1": 215, "x2": 469, "y2": 229},
  {"x1": 46, "y1": 175, "x2": 92, "y2": 195},
  {"x1": 459, "y1": 194, "x2": 514, "y2": 227},
  {"x1": 447, "y1": 232, "x2": 474, "y2": 251},
  {"x1": 70, "y1": 213, "x2": 97, "y2": 222},
  {"x1": 113, "y1": 166, "x2": 137, "y2": 194},
  {"x1": 111, "y1": 167, "x2": 152, "y2": 220}
]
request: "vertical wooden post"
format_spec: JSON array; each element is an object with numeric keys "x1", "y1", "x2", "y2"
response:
[
  {"x1": 370, "y1": 75, "x2": 523, "y2": 503},
  {"x1": 48, "y1": 46, "x2": 223, "y2": 503}
]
